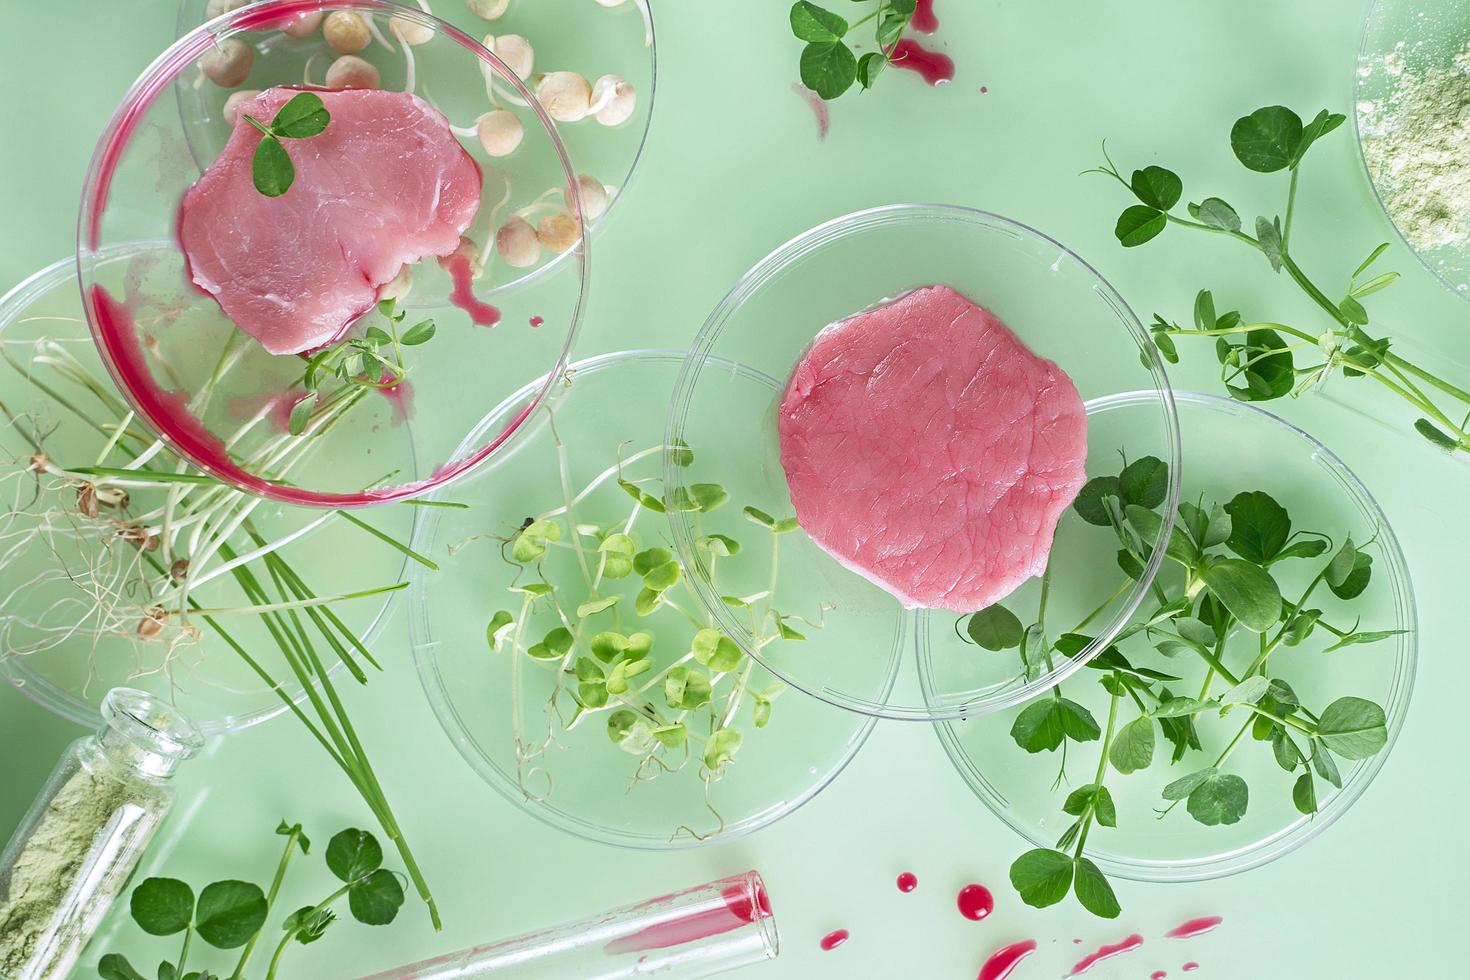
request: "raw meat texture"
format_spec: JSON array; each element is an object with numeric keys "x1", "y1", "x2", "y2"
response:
[
  {"x1": 777, "y1": 284, "x2": 1087, "y2": 613},
  {"x1": 178, "y1": 88, "x2": 481, "y2": 355}
]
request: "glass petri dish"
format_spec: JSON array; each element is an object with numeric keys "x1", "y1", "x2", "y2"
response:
[
  {"x1": 0, "y1": 248, "x2": 408, "y2": 735},
  {"x1": 408, "y1": 350, "x2": 880, "y2": 848},
  {"x1": 932, "y1": 391, "x2": 1416, "y2": 882},
  {"x1": 178, "y1": 0, "x2": 656, "y2": 248},
  {"x1": 666, "y1": 205, "x2": 1181, "y2": 722},
  {"x1": 1355, "y1": 0, "x2": 1470, "y2": 299},
  {"x1": 78, "y1": 0, "x2": 588, "y2": 506}
]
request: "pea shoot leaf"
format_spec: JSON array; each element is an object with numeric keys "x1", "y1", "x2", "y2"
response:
[
  {"x1": 326, "y1": 829, "x2": 383, "y2": 883},
  {"x1": 271, "y1": 92, "x2": 331, "y2": 139},
  {"x1": 1115, "y1": 205, "x2": 1167, "y2": 247},
  {"x1": 1230, "y1": 106, "x2": 1303, "y2": 173},
  {"x1": 1317, "y1": 697, "x2": 1388, "y2": 759},
  {"x1": 1222, "y1": 491, "x2": 1290, "y2": 564},
  {"x1": 1072, "y1": 857, "x2": 1121, "y2": 918},
  {"x1": 1322, "y1": 628, "x2": 1405, "y2": 652},
  {"x1": 1183, "y1": 771, "x2": 1249, "y2": 826},
  {"x1": 800, "y1": 40, "x2": 858, "y2": 100},
  {"x1": 194, "y1": 880, "x2": 268, "y2": 949},
  {"x1": 1292, "y1": 771, "x2": 1318, "y2": 815},
  {"x1": 1191, "y1": 197, "x2": 1241, "y2": 231},
  {"x1": 1201, "y1": 559, "x2": 1282, "y2": 631},
  {"x1": 790, "y1": 1, "x2": 846, "y2": 40},
  {"x1": 347, "y1": 868, "x2": 404, "y2": 926},
  {"x1": 1010, "y1": 848, "x2": 1074, "y2": 908},
  {"x1": 1009, "y1": 698, "x2": 1100, "y2": 753},
  {"x1": 1109, "y1": 716, "x2": 1156, "y2": 775},
  {"x1": 1293, "y1": 109, "x2": 1346, "y2": 165},
  {"x1": 1327, "y1": 551, "x2": 1373, "y2": 600},
  {"x1": 98, "y1": 954, "x2": 148, "y2": 980},
  {"x1": 1119, "y1": 455, "x2": 1169, "y2": 509},
  {"x1": 1073, "y1": 475, "x2": 1122, "y2": 526},
  {"x1": 1130, "y1": 166, "x2": 1182, "y2": 211},
  {"x1": 965, "y1": 604, "x2": 1024, "y2": 650},
  {"x1": 251, "y1": 135, "x2": 295, "y2": 198},
  {"x1": 130, "y1": 878, "x2": 194, "y2": 936}
]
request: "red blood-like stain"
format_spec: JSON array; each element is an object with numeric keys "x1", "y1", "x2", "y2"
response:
[
  {"x1": 605, "y1": 882, "x2": 771, "y2": 955},
  {"x1": 1067, "y1": 934, "x2": 1145, "y2": 976},
  {"x1": 889, "y1": 39, "x2": 955, "y2": 85},
  {"x1": 1152, "y1": 972, "x2": 1168, "y2": 979},
  {"x1": 1182, "y1": 964, "x2": 1199, "y2": 973},
  {"x1": 981, "y1": 85, "x2": 989, "y2": 93},
  {"x1": 380, "y1": 376, "x2": 413, "y2": 424},
  {"x1": 439, "y1": 252, "x2": 501, "y2": 326},
  {"x1": 1165, "y1": 916, "x2": 1222, "y2": 939},
  {"x1": 957, "y1": 883, "x2": 994, "y2": 921},
  {"x1": 820, "y1": 929, "x2": 850, "y2": 951},
  {"x1": 529, "y1": 315, "x2": 544, "y2": 327},
  {"x1": 977, "y1": 939, "x2": 1036, "y2": 980},
  {"x1": 912, "y1": 0, "x2": 939, "y2": 33},
  {"x1": 1073, "y1": 939, "x2": 1083, "y2": 944},
  {"x1": 792, "y1": 83, "x2": 830, "y2": 140},
  {"x1": 896, "y1": 872, "x2": 918, "y2": 893}
]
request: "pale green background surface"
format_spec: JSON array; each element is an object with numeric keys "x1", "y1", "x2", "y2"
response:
[{"x1": 1, "y1": 1, "x2": 1465, "y2": 977}]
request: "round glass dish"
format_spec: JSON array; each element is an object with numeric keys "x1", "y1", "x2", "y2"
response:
[
  {"x1": 409, "y1": 349, "x2": 880, "y2": 848},
  {"x1": 666, "y1": 205, "x2": 1181, "y2": 722},
  {"x1": 933, "y1": 391, "x2": 1416, "y2": 883},
  {"x1": 1355, "y1": 0, "x2": 1470, "y2": 298},
  {"x1": 0, "y1": 248, "x2": 407, "y2": 735},
  {"x1": 179, "y1": 0, "x2": 655, "y2": 246},
  {"x1": 79, "y1": 0, "x2": 588, "y2": 506}
]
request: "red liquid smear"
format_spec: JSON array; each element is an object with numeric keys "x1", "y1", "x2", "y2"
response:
[
  {"x1": 896, "y1": 872, "x2": 918, "y2": 893},
  {"x1": 1182, "y1": 964, "x2": 1199, "y2": 973},
  {"x1": 529, "y1": 315, "x2": 544, "y2": 328},
  {"x1": 1152, "y1": 972, "x2": 1167, "y2": 979},
  {"x1": 957, "y1": 883, "x2": 994, "y2": 921},
  {"x1": 381, "y1": 377, "x2": 413, "y2": 424},
  {"x1": 820, "y1": 929, "x2": 850, "y2": 951},
  {"x1": 605, "y1": 882, "x2": 771, "y2": 956},
  {"x1": 791, "y1": 83, "x2": 830, "y2": 140},
  {"x1": 1067, "y1": 934, "x2": 1144, "y2": 976},
  {"x1": 439, "y1": 252, "x2": 501, "y2": 326},
  {"x1": 981, "y1": 85, "x2": 989, "y2": 94},
  {"x1": 977, "y1": 940, "x2": 1037, "y2": 980},
  {"x1": 889, "y1": 39, "x2": 955, "y2": 86},
  {"x1": 912, "y1": 0, "x2": 939, "y2": 33},
  {"x1": 1165, "y1": 916, "x2": 1222, "y2": 940}
]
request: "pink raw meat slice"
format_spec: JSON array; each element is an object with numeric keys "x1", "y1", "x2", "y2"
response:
[
  {"x1": 777, "y1": 284, "x2": 1088, "y2": 613},
  {"x1": 178, "y1": 87, "x2": 481, "y2": 355}
]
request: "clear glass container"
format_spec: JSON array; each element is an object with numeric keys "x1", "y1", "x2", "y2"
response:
[
  {"x1": 666, "y1": 205, "x2": 1181, "y2": 721},
  {"x1": 0, "y1": 688, "x2": 204, "y2": 980},
  {"x1": 359, "y1": 871, "x2": 776, "y2": 979}
]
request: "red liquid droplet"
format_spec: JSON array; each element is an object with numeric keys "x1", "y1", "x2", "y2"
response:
[
  {"x1": 897, "y1": 871, "x2": 918, "y2": 893},
  {"x1": 1073, "y1": 939, "x2": 1083, "y2": 944},
  {"x1": 981, "y1": 85, "x2": 989, "y2": 93},
  {"x1": 957, "y1": 883, "x2": 994, "y2": 921},
  {"x1": 1182, "y1": 964, "x2": 1199, "y2": 973},
  {"x1": 977, "y1": 939, "x2": 1036, "y2": 980},
  {"x1": 912, "y1": 0, "x2": 939, "y2": 33},
  {"x1": 529, "y1": 315, "x2": 544, "y2": 328},
  {"x1": 820, "y1": 929, "x2": 850, "y2": 951},
  {"x1": 1067, "y1": 934, "x2": 1145, "y2": 977},
  {"x1": 888, "y1": 39, "x2": 956, "y2": 86},
  {"x1": 1152, "y1": 972, "x2": 1168, "y2": 979},
  {"x1": 439, "y1": 252, "x2": 501, "y2": 326},
  {"x1": 1165, "y1": 916, "x2": 1222, "y2": 939}
]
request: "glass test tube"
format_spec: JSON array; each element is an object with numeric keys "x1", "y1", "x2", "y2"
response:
[{"x1": 359, "y1": 871, "x2": 777, "y2": 980}]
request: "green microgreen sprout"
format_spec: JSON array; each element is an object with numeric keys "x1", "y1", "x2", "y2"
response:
[
  {"x1": 244, "y1": 92, "x2": 331, "y2": 198},
  {"x1": 956, "y1": 455, "x2": 1401, "y2": 919},
  {"x1": 291, "y1": 299, "x2": 435, "y2": 436},
  {"x1": 97, "y1": 822, "x2": 404, "y2": 980},
  {"x1": 789, "y1": 0, "x2": 918, "y2": 100},
  {"x1": 473, "y1": 415, "x2": 811, "y2": 840},
  {"x1": 1091, "y1": 102, "x2": 1470, "y2": 454}
]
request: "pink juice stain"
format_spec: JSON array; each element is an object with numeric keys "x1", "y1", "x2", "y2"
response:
[
  {"x1": 380, "y1": 376, "x2": 413, "y2": 424},
  {"x1": 792, "y1": 83, "x2": 830, "y2": 139},
  {"x1": 977, "y1": 939, "x2": 1036, "y2": 980},
  {"x1": 957, "y1": 883, "x2": 994, "y2": 921},
  {"x1": 819, "y1": 929, "x2": 850, "y2": 951},
  {"x1": 912, "y1": 0, "x2": 939, "y2": 33},
  {"x1": 1165, "y1": 916, "x2": 1222, "y2": 940},
  {"x1": 529, "y1": 315, "x2": 544, "y2": 328},
  {"x1": 1152, "y1": 972, "x2": 1167, "y2": 979},
  {"x1": 897, "y1": 872, "x2": 918, "y2": 893},
  {"x1": 439, "y1": 252, "x2": 500, "y2": 326},
  {"x1": 889, "y1": 38, "x2": 955, "y2": 86},
  {"x1": 1067, "y1": 934, "x2": 1145, "y2": 977},
  {"x1": 1182, "y1": 964, "x2": 1199, "y2": 973},
  {"x1": 604, "y1": 881, "x2": 770, "y2": 956}
]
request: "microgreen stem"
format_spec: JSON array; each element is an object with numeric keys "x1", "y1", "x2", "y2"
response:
[
  {"x1": 1076, "y1": 683, "x2": 1120, "y2": 855},
  {"x1": 264, "y1": 883, "x2": 352, "y2": 980},
  {"x1": 230, "y1": 826, "x2": 303, "y2": 980}
]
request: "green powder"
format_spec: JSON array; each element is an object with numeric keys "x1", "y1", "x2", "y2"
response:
[{"x1": 0, "y1": 766, "x2": 164, "y2": 979}]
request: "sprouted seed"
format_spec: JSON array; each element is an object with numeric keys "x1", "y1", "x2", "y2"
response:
[
  {"x1": 200, "y1": 38, "x2": 253, "y2": 88},
  {"x1": 222, "y1": 89, "x2": 260, "y2": 127},
  {"x1": 467, "y1": 0, "x2": 512, "y2": 20},
  {"x1": 535, "y1": 212, "x2": 580, "y2": 253},
  {"x1": 497, "y1": 215, "x2": 542, "y2": 267},
  {"x1": 325, "y1": 54, "x2": 381, "y2": 90},
  {"x1": 535, "y1": 71, "x2": 593, "y2": 122},
  {"x1": 324, "y1": 10, "x2": 373, "y2": 55}
]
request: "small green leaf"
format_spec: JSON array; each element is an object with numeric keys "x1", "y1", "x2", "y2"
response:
[
  {"x1": 1072, "y1": 857, "x2": 1121, "y2": 918},
  {"x1": 1293, "y1": 108, "x2": 1345, "y2": 164},
  {"x1": 1312, "y1": 741, "x2": 1344, "y2": 788},
  {"x1": 699, "y1": 533, "x2": 741, "y2": 557},
  {"x1": 1201, "y1": 559, "x2": 1282, "y2": 632},
  {"x1": 619, "y1": 480, "x2": 666, "y2": 513},
  {"x1": 130, "y1": 878, "x2": 195, "y2": 937},
  {"x1": 251, "y1": 134, "x2": 294, "y2": 197},
  {"x1": 1109, "y1": 716, "x2": 1155, "y2": 775},
  {"x1": 1327, "y1": 551, "x2": 1373, "y2": 600},
  {"x1": 577, "y1": 596, "x2": 619, "y2": 617},
  {"x1": 1231, "y1": 105, "x2": 1304, "y2": 172},
  {"x1": 1317, "y1": 697, "x2": 1388, "y2": 759},
  {"x1": 1162, "y1": 767, "x2": 1217, "y2": 800},
  {"x1": 789, "y1": 1, "x2": 847, "y2": 41},
  {"x1": 856, "y1": 50, "x2": 887, "y2": 88},
  {"x1": 1221, "y1": 674, "x2": 1271, "y2": 706},
  {"x1": 692, "y1": 629, "x2": 744, "y2": 672},
  {"x1": 1223, "y1": 491, "x2": 1291, "y2": 564},
  {"x1": 1115, "y1": 205, "x2": 1167, "y2": 247},
  {"x1": 607, "y1": 709, "x2": 657, "y2": 753},
  {"x1": 326, "y1": 829, "x2": 383, "y2": 882},
  {"x1": 1292, "y1": 771, "x2": 1318, "y2": 815},
  {"x1": 590, "y1": 631, "x2": 629, "y2": 662},
  {"x1": 1009, "y1": 848, "x2": 1074, "y2": 909},
  {"x1": 283, "y1": 906, "x2": 335, "y2": 944},
  {"x1": 287, "y1": 395, "x2": 313, "y2": 436},
  {"x1": 1193, "y1": 197, "x2": 1241, "y2": 231},
  {"x1": 1130, "y1": 166, "x2": 1182, "y2": 211},
  {"x1": 399, "y1": 319, "x2": 436, "y2": 345},
  {"x1": 742, "y1": 506, "x2": 776, "y2": 528},
  {"x1": 642, "y1": 560, "x2": 682, "y2": 593},
  {"x1": 665, "y1": 666, "x2": 712, "y2": 710},
  {"x1": 800, "y1": 40, "x2": 858, "y2": 100},
  {"x1": 1414, "y1": 418, "x2": 1460, "y2": 451},
  {"x1": 271, "y1": 91, "x2": 331, "y2": 139},
  {"x1": 486, "y1": 610, "x2": 514, "y2": 651},
  {"x1": 348, "y1": 868, "x2": 404, "y2": 926},
  {"x1": 1256, "y1": 215, "x2": 1285, "y2": 272},
  {"x1": 1185, "y1": 772, "x2": 1249, "y2": 826},
  {"x1": 703, "y1": 727, "x2": 743, "y2": 770},
  {"x1": 98, "y1": 954, "x2": 148, "y2": 980},
  {"x1": 1322, "y1": 628, "x2": 1406, "y2": 652},
  {"x1": 1073, "y1": 475, "x2": 1122, "y2": 526},
  {"x1": 1119, "y1": 455, "x2": 1169, "y2": 509},
  {"x1": 194, "y1": 880, "x2": 268, "y2": 949},
  {"x1": 964, "y1": 604, "x2": 1024, "y2": 650}
]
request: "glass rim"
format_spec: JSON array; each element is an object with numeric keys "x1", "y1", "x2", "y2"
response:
[
  {"x1": 75, "y1": 0, "x2": 591, "y2": 508},
  {"x1": 663, "y1": 203, "x2": 1183, "y2": 722},
  {"x1": 934, "y1": 389, "x2": 1418, "y2": 883},
  {"x1": 407, "y1": 347, "x2": 883, "y2": 849}
]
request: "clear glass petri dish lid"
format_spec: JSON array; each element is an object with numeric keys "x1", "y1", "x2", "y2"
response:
[
  {"x1": 666, "y1": 205, "x2": 1181, "y2": 722},
  {"x1": 78, "y1": 0, "x2": 588, "y2": 507},
  {"x1": 933, "y1": 392, "x2": 1416, "y2": 883}
]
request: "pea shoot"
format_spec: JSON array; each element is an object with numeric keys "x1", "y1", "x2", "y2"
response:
[
  {"x1": 960, "y1": 456, "x2": 1401, "y2": 918},
  {"x1": 1092, "y1": 102, "x2": 1470, "y2": 454},
  {"x1": 789, "y1": 0, "x2": 918, "y2": 100},
  {"x1": 243, "y1": 92, "x2": 332, "y2": 198},
  {"x1": 97, "y1": 822, "x2": 404, "y2": 980}
]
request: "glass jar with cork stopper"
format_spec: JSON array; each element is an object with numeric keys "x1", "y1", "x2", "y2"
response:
[{"x1": 0, "y1": 687, "x2": 204, "y2": 980}]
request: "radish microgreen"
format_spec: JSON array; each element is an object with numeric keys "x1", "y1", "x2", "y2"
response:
[
  {"x1": 291, "y1": 300, "x2": 435, "y2": 436},
  {"x1": 789, "y1": 1, "x2": 918, "y2": 100},
  {"x1": 244, "y1": 92, "x2": 332, "y2": 198},
  {"x1": 959, "y1": 456, "x2": 1402, "y2": 918},
  {"x1": 1091, "y1": 102, "x2": 1470, "y2": 454}
]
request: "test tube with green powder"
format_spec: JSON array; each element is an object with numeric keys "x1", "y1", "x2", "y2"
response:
[{"x1": 0, "y1": 688, "x2": 203, "y2": 980}]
